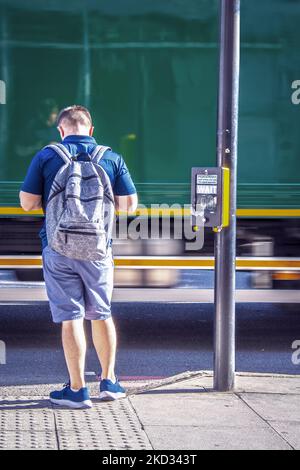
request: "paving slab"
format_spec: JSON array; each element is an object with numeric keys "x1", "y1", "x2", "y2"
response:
[
  {"x1": 266, "y1": 423, "x2": 300, "y2": 451},
  {"x1": 54, "y1": 400, "x2": 152, "y2": 451},
  {"x1": 235, "y1": 374, "x2": 300, "y2": 395},
  {"x1": 143, "y1": 425, "x2": 291, "y2": 450},
  {"x1": 0, "y1": 430, "x2": 57, "y2": 450},
  {"x1": 0, "y1": 398, "x2": 53, "y2": 431},
  {"x1": 130, "y1": 392, "x2": 266, "y2": 428},
  {"x1": 239, "y1": 393, "x2": 300, "y2": 450},
  {"x1": 240, "y1": 393, "x2": 300, "y2": 423}
]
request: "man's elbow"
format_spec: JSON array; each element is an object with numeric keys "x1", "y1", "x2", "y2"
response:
[
  {"x1": 23, "y1": 204, "x2": 40, "y2": 212},
  {"x1": 20, "y1": 200, "x2": 33, "y2": 212},
  {"x1": 19, "y1": 196, "x2": 30, "y2": 212},
  {"x1": 115, "y1": 194, "x2": 138, "y2": 214},
  {"x1": 128, "y1": 196, "x2": 138, "y2": 213},
  {"x1": 127, "y1": 194, "x2": 138, "y2": 213},
  {"x1": 19, "y1": 192, "x2": 42, "y2": 212},
  {"x1": 128, "y1": 205, "x2": 137, "y2": 213}
]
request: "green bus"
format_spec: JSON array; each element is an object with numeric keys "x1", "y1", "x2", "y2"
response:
[{"x1": 0, "y1": 0, "x2": 300, "y2": 299}]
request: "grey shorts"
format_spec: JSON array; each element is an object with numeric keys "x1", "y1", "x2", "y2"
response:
[{"x1": 42, "y1": 245, "x2": 114, "y2": 323}]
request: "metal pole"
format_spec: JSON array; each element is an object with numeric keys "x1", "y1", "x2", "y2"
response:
[{"x1": 214, "y1": 0, "x2": 240, "y2": 391}]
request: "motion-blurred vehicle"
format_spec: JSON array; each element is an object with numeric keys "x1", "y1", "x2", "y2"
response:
[{"x1": 1, "y1": 0, "x2": 300, "y2": 302}]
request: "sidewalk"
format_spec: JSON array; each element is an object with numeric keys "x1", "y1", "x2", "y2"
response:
[{"x1": 0, "y1": 371, "x2": 299, "y2": 450}]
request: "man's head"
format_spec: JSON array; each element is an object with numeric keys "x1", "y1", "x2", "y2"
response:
[{"x1": 56, "y1": 105, "x2": 94, "y2": 139}]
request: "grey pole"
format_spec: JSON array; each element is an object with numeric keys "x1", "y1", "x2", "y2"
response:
[{"x1": 214, "y1": 0, "x2": 240, "y2": 391}]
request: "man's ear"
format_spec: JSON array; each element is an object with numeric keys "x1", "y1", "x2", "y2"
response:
[
  {"x1": 89, "y1": 126, "x2": 94, "y2": 136},
  {"x1": 57, "y1": 126, "x2": 64, "y2": 139}
]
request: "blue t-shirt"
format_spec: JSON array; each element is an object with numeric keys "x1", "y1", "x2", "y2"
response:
[{"x1": 21, "y1": 135, "x2": 137, "y2": 248}]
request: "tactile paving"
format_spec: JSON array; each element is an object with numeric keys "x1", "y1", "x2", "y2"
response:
[
  {"x1": 54, "y1": 399, "x2": 152, "y2": 450},
  {"x1": 0, "y1": 396, "x2": 152, "y2": 450},
  {"x1": 0, "y1": 397, "x2": 57, "y2": 450}
]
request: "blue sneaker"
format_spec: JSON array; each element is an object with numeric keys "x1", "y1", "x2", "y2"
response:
[
  {"x1": 99, "y1": 378, "x2": 126, "y2": 401},
  {"x1": 50, "y1": 383, "x2": 92, "y2": 409}
]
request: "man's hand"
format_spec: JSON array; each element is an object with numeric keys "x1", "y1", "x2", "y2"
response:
[
  {"x1": 114, "y1": 193, "x2": 138, "y2": 214},
  {"x1": 19, "y1": 191, "x2": 42, "y2": 212}
]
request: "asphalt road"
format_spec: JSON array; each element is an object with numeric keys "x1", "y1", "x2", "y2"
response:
[{"x1": 0, "y1": 302, "x2": 299, "y2": 387}]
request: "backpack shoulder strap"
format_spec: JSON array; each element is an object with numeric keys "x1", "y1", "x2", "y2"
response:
[
  {"x1": 44, "y1": 143, "x2": 72, "y2": 165},
  {"x1": 91, "y1": 145, "x2": 111, "y2": 163}
]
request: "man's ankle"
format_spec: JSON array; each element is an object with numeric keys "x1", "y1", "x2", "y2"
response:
[
  {"x1": 70, "y1": 382, "x2": 85, "y2": 391},
  {"x1": 101, "y1": 374, "x2": 116, "y2": 383}
]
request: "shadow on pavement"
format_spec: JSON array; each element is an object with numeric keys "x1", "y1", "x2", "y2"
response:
[{"x1": 0, "y1": 398, "x2": 50, "y2": 410}]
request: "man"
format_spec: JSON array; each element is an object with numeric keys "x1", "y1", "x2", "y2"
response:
[{"x1": 20, "y1": 105, "x2": 138, "y2": 409}]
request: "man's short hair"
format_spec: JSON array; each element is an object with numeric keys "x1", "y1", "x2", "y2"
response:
[{"x1": 56, "y1": 105, "x2": 92, "y2": 128}]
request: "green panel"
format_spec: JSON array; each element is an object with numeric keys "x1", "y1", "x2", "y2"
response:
[
  {"x1": 239, "y1": 0, "x2": 300, "y2": 186},
  {"x1": 0, "y1": 0, "x2": 300, "y2": 209}
]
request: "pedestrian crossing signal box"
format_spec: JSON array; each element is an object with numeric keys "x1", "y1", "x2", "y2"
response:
[{"x1": 191, "y1": 167, "x2": 230, "y2": 231}]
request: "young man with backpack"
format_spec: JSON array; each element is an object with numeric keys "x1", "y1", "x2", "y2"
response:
[{"x1": 20, "y1": 105, "x2": 138, "y2": 409}]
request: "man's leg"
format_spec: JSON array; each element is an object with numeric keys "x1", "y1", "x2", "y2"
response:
[
  {"x1": 62, "y1": 319, "x2": 86, "y2": 390},
  {"x1": 91, "y1": 317, "x2": 117, "y2": 382}
]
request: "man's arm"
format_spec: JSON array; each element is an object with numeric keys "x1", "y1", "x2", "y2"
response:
[
  {"x1": 19, "y1": 191, "x2": 42, "y2": 212},
  {"x1": 115, "y1": 193, "x2": 138, "y2": 214},
  {"x1": 20, "y1": 151, "x2": 44, "y2": 212},
  {"x1": 113, "y1": 154, "x2": 138, "y2": 214}
]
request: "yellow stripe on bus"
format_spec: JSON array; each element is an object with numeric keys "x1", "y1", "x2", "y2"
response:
[
  {"x1": 0, "y1": 207, "x2": 44, "y2": 215},
  {"x1": 1, "y1": 207, "x2": 300, "y2": 217},
  {"x1": 237, "y1": 209, "x2": 300, "y2": 217},
  {"x1": 1, "y1": 257, "x2": 300, "y2": 270},
  {"x1": 272, "y1": 272, "x2": 300, "y2": 281}
]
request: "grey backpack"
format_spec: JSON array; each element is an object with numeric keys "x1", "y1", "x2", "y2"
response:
[{"x1": 45, "y1": 143, "x2": 115, "y2": 261}]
